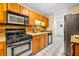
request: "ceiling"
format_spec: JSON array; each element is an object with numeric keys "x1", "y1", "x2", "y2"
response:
[{"x1": 22, "y1": 3, "x2": 79, "y2": 16}]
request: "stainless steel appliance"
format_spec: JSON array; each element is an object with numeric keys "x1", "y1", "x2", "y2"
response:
[
  {"x1": 24, "y1": 17, "x2": 29, "y2": 25},
  {"x1": 48, "y1": 32, "x2": 52, "y2": 45},
  {"x1": 6, "y1": 29, "x2": 32, "y2": 56},
  {"x1": 6, "y1": 11, "x2": 29, "y2": 25},
  {"x1": 64, "y1": 13, "x2": 79, "y2": 56}
]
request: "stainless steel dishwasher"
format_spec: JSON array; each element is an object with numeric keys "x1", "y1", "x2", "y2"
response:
[{"x1": 48, "y1": 32, "x2": 52, "y2": 45}]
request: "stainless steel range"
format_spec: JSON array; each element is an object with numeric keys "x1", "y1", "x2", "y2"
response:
[{"x1": 6, "y1": 29, "x2": 32, "y2": 56}]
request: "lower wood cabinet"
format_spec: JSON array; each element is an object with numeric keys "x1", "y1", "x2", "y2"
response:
[
  {"x1": 32, "y1": 33, "x2": 48, "y2": 55},
  {"x1": 74, "y1": 44, "x2": 79, "y2": 56},
  {"x1": 0, "y1": 25, "x2": 6, "y2": 56},
  {"x1": 71, "y1": 43, "x2": 79, "y2": 56},
  {"x1": 32, "y1": 35, "x2": 40, "y2": 54},
  {"x1": 0, "y1": 42, "x2": 6, "y2": 56},
  {"x1": 40, "y1": 34, "x2": 45, "y2": 49},
  {"x1": 44, "y1": 34, "x2": 48, "y2": 47}
]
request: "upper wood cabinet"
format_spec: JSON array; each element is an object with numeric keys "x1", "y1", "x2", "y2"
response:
[
  {"x1": 0, "y1": 3, "x2": 7, "y2": 11},
  {"x1": 40, "y1": 15, "x2": 48, "y2": 27},
  {"x1": 0, "y1": 3, "x2": 49, "y2": 26},
  {"x1": 0, "y1": 10, "x2": 6, "y2": 23},
  {"x1": 29, "y1": 10, "x2": 37, "y2": 25},
  {"x1": 8, "y1": 3, "x2": 19, "y2": 13},
  {"x1": 44, "y1": 17, "x2": 49, "y2": 27},
  {"x1": 0, "y1": 3, "x2": 7, "y2": 23},
  {"x1": 19, "y1": 4, "x2": 29, "y2": 16}
]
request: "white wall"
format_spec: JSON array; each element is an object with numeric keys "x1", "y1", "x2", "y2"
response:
[
  {"x1": 47, "y1": 14, "x2": 54, "y2": 31},
  {"x1": 47, "y1": 10, "x2": 68, "y2": 43},
  {"x1": 47, "y1": 14, "x2": 54, "y2": 42}
]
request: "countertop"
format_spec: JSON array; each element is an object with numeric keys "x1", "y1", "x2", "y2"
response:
[
  {"x1": 26, "y1": 31, "x2": 52, "y2": 36},
  {"x1": 71, "y1": 35, "x2": 79, "y2": 44}
]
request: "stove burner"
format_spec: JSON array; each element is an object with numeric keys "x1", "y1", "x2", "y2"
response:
[{"x1": 6, "y1": 29, "x2": 32, "y2": 45}]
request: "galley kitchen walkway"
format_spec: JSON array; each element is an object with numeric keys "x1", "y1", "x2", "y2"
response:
[{"x1": 34, "y1": 36, "x2": 64, "y2": 56}]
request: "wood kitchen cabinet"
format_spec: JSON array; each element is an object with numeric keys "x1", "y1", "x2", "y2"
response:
[
  {"x1": 74, "y1": 44, "x2": 79, "y2": 56},
  {"x1": 0, "y1": 43, "x2": 4, "y2": 56},
  {"x1": 0, "y1": 3, "x2": 7, "y2": 11},
  {"x1": 0, "y1": 25, "x2": 6, "y2": 56},
  {"x1": 32, "y1": 35, "x2": 40, "y2": 54},
  {"x1": 42, "y1": 16, "x2": 48, "y2": 27},
  {"x1": 44, "y1": 33, "x2": 48, "y2": 46},
  {"x1": 8, "y1": 3, "x2": 19, "y2": 13},
  {"x1": 44, "y1": 17, "x2": 49, "y2": 27},
  {"x1": 0, "y1": 3, "x2": 7, "y2": 23},
  {"x1": 71, "y1": 43, "x2": 79, "y2": 56},
  {"x1": 29, "y1": 10, "x2": 37, "y2": 25},
  {"x1": 19, "y1": 4, "x2": 29, "y2": 16},
  {"x1": 32, "y1": 33, "x2": 49, "y2": 55},
  {"x1": 0, "y1": 10, "x2": 6, "y2": 23},
  {"x1": 40, "y1": 34, "x2": 45, "y2": 49},
  {"x1": 40, "y1": 15, "x2": 48, "y2": 27},
  {"x1": 0, "y1": 42, "x2": 6, "y2": 56}
]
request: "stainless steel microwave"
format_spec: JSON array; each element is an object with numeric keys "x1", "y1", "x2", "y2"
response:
[{"x1": 7, "y1": 11, "x2": 29, "y2": 25}]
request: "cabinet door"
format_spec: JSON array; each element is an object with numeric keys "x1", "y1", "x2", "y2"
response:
[
  {"x1": 0, "y1": 43, "x2": 4, "y2": 56},
  {"x1": 32, "y1": 36, "x2": 38, "y2": 54},
  {"x1": 0, "y1": 3, "x2": 7, "y2": 11},
  {"x1": 0, "y1": 3, "x2": 7, "y2": 23},
  {"x1": 44, "y1": 17, "x2": 49, "y2": 27},
  {"x1": 0, "y1": 25, "x2": 6, "y2": 56},
  {"x1": 19, "y1": 5, "x2": 29, "y2": 16},
  {"x1": 40, "y1": 34, "x2": 45, "y2": 49},
  {"x1": 8, "y1": 3, "x2": 19, "y2": 13},
  {"x1": 32, "y1": 37, "x2": 36, "y2": 54},
  {"x1": 43, "y1": 17, "x2": 48, "y2": 27},
  {"x1": 74, "y1": 44, "x2": 79, "y2": 56},
  {"x1": 0, "y1": 42, "x2": 6, "y2": 56},
  {"x1": 0, "y1": 11, "x2": 6, "y2": 23},
  {"x1": 40, "y1": 15, "x2": 48, "y2": 27},
  {"x1": 32, "y1": 35, "x2": 40, "y2": 54},
  {"x1": 29, "y1": 10, "x2": 37, "y2": 25},
  {"x1": 44, "y1": 34, "x2": 48, "y2": 46},
  {"x1": 36, "y1": 37, "x2": 40, "y2": 52}
]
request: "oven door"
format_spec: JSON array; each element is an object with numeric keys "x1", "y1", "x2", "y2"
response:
[{"x1": 7, "y1": 41, "x2": 32, "y2": 56}]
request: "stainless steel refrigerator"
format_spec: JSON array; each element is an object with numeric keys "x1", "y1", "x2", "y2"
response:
[{"x1": 64, "y1": 13, "x2": 79, "y2": 56}]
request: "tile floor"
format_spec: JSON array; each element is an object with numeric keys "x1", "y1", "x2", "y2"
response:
[{"x1": 34, "y1": 36, "x2": 65, "y2": 56}]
